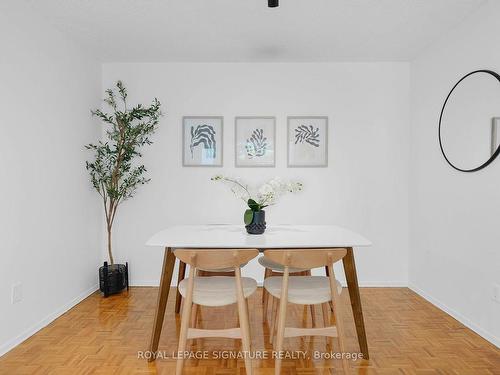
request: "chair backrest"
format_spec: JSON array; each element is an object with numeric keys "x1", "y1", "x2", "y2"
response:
[
  {"x1": 174, "y1": 248, "x2": 259, "y2": 270},
  {"x1": 263, "y1": 248, "x2": 347, "y2": 269}
]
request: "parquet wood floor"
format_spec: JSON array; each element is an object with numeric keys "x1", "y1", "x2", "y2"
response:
[{"x1": 0, "y1": 287, "x2": 498, "y2": 374}]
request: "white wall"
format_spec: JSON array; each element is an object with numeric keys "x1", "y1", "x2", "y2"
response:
[
  {"x1": 409, "y1": 1, "x2": 500, "y2": 346},
  {"x1": 1, "y1": 0, "x2": 498, "y2": 358},
  {"x1": 102, "y1": 62, "x2": 410, "y2": 287},
  {"x1": 0, "y1": 3, "x2": 102, "y2": 354}
]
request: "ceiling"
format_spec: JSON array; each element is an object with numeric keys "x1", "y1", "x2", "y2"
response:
[{"x1": 22, "y1": 0, "x2": 486, "y2": 62}]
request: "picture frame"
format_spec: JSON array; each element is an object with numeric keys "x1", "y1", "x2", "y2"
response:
[
  {"x1": 287, "y1": 116, "x2": 328, "y2": 167},
  {"x1": 235, "y1": 116, "x2": 276, "y2": 167},
  {"x1": 182, "y1": 116, "x2": 223, "y2": 167}
]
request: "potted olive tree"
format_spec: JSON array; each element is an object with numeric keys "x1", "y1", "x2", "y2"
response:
[{"x1": 86, "y1": 81, "x2": 162, "y2": 296}]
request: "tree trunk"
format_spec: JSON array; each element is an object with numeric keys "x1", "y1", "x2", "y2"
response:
[{"x1": 107, "y1": 226, "x2": 114, "y2": 265}]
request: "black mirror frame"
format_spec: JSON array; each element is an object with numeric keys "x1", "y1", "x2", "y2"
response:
[{"x1": 438, "y1": 69, "x2": 500, "y2": 172}]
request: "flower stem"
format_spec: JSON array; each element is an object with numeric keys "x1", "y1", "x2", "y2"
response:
[{"x1": 223, "y1": 177, "x2": 251, "y2": 199}]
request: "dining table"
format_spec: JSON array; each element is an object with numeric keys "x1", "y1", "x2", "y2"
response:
[{"x1": 145, "y1": 224, "x2": 372, "y2": 361}]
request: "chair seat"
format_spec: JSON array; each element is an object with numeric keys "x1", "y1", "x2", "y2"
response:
[
  {"x1": 258, "y1": 256, "x2": 308, "y2": 273},
  {"x1": 263, "y1": 276, "x2": 342, "y2": 305},
  {"x1": 179, "y1": 276, "x2": 258, "y2": 307}
]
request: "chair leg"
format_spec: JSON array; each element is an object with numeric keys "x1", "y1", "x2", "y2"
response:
[
  {"x1": 175, "y1": 261, "x2": 186, "y2": 314},
  {"x1": 324, "y1": 266, "x2": 335, "y2": 312},
  {"x1": 268, "y1": 296, "x2": 277, "y2": 345},
  {"x1": 262, "y1": 267, "x2": 270, "y2": 302},
  {"x1": 321, "y1": 302, "x2": 333, "y2": 348},
  {"x1": 176, "y1": 269, "x2": 194, "y2": 375},
  {"x1": 276, "y1": 307, "x2": 281, "y2": 341},
  {"x1": 234, "y1": 268, "x2": 253, "y2": 375},
  {"x1": 262, "y1": 268, "x2": 272, "y2": 321},
  {"x1": 246, "y1": 298, "x2": 251, "y2": 340},
  {"x1": 305, "y1": 270, "x2": 316, "y2": 327},
  {"x1": 321, "y1": 303, "x2": 329, "y2": 327},
  {"x1": 237, "y1": 298, "x2": 253, "y2": 375},
  {"x1": 274, "y1": 273, "x2": 289, "y2": 375},
  {"x1": 188, "y1": 269, "x2": 201, "y2": 329},
  {"x1": 191, "y1": 303, "x2": 198, "y2": 328},
  {"x1": 309, "y1": 305, "x2": 316, "y2": 327}
]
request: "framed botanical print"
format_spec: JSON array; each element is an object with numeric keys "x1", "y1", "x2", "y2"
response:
[
  {"x1": 235, "y1": 117, "x2": 275, "y2": 167},
  {"x1": 183, "y1": 116, "x2": 223, "y2": 167},
  {"x1": 288, "y1": 116, "x2": 328, "y2": 167}
]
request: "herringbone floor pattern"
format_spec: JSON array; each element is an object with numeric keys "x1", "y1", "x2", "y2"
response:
[{"x1": 0, "y1": 287, "x2": 498, "y2": 374}]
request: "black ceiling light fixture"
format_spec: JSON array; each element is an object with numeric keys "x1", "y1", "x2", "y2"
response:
[{"x1": 268, "y1": 0, "x2": 279, "y2": 8}]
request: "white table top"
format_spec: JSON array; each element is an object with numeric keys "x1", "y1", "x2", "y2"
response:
[{"x1": 146, "y1": 225, "x2": 371, "y2": 249}]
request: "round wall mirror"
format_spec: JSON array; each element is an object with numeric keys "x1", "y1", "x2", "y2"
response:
[{"x1": 438, "y1": 69, "x2": 500, "y2": 172}]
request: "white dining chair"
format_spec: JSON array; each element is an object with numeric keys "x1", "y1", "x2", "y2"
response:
[
  {"x1": 176, "y1": 262, "x2": 249, "y2": 325},
  {"x1": 173, "y1": 248, "x2": 259, "y2": 375},
  {"x1": 259, "y1": 256, "x2": 326, "y2": 327},
  {"x1": 263, "y1": 248, "x2": 349, "y2": 374}
]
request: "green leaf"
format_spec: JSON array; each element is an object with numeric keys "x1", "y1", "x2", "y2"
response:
[
  {"x1": 247, "y1": 198, "x2": 261, "y2": 212},
  {"x1": 244, "y1": 209, "x2": 254, "y2": 225}
]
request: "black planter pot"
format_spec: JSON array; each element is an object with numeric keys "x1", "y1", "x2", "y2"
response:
[
  {"x1": 245, "y1": 210, "x2": 266, "y2": 235},
  {"x1": 99, "y1": 262, "x2": 129, "y2": 297}
]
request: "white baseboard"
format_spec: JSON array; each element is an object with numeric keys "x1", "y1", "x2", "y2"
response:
[
  {"x1": 0, "y1": 284, "x2": 98, "y2": 357},
  {"x1": 131, "y1": 280, "x2": 408, "y2": 288},
  {"x1": 130, "y1": 280, "x2": 161, "y2": 287},
  {"x1": 409, "y1": 284, "x2": 500, "y2": 348},
  {"x1": 348, "y1": 281, "x2": 408, "y2": 287}
]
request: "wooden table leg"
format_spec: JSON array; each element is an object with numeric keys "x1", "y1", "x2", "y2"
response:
[
  {"x1": 342, "y1": 247, "x2": 369, "y2": 359},
  {"x1": 148, "y1": 247, "x2": 176, "y2": 361},
  {"x1": 175, "y1": 260, "x2": 186, "y2": 314}
]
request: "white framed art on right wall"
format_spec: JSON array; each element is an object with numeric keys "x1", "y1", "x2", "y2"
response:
[{"x1": 287, "y1": 116, "x2": 328, "y2": 167}]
